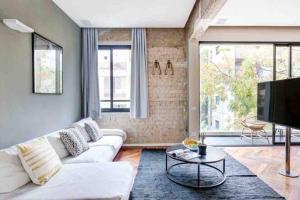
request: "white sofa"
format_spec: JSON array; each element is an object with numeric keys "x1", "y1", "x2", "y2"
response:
[{"x1": 0, "y1": 127, "x2": 135, "y2": 200}]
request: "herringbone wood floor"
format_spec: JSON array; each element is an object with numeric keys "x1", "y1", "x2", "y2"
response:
[{"x1": 115, "y1": 146, "x2": 300, "y2": 200}]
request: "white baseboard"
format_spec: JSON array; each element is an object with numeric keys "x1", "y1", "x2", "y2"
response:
[{"x1": 123, "y1": 143, "x2": 180, "y2": 147}]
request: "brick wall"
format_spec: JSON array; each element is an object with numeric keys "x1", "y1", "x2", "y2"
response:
[{"x1": 98, "y1": 28, "x2": 188, "y2": 144}]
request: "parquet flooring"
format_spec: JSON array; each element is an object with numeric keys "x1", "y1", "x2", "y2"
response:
[
  {"x1": 225, "y1": 146, "x2": 300, "y2": 200},
  {"x1": 115, "y1": 146, "x2": 300, "y2": 200},
  {"x1": 114, "y1": 148, "x2": 142, "y2": 170}
]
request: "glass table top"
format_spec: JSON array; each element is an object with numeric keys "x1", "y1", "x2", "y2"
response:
[{"x1": 166, "y1": 144, "x2": 226, "y2": 164}]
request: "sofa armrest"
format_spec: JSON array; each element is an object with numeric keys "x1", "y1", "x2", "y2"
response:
[{"x1": 100, "y1": 129, "x2": 127, "y2": 142}]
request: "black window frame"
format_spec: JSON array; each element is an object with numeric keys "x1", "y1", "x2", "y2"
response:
[{"x1": 98, "y1": 45, "x2": 131, "y2": 112}]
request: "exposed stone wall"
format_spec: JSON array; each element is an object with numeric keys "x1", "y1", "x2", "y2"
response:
[
  {"x1": 185, "y1": 0, "x2": 226, "y2": 40},
  {"x1": 97, "y1": 28, "x2": 188, "y2": 144},
  {"x1": 99, "y1": 28, "x2": 131, "y2": 42},
  {"x1": 185, "y1": 0, "x2": 200, "y2": 40},
  {"x1": 184, "y1": 0, "x2": 226, "y2": 138}
]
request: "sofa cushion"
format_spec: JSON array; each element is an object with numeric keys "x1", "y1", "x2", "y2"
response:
[
  {"x1": 72, "y1": 117, "x2": 93, "y2": 127},
  {"x1": 89, "y1": 136, "x2": 123, "y2": 152},
  {"x1": 62, "y1": 145, "x2": 115, "y2": 164},
  {"x1": 0, "y1": 146, "x2": 30, "y2": 193},
  {"x1": 46, "y1": 129, "x2": 126, "y2": 159},
  {"x1": 100, "y1": 129, "x2": 127, "y2": 142},
  {"x1": 0, "y1": 162, "x2": 135, "y2": 200},
  {"x1": 46, "y1": 132, "x2": 70, "y2": 159},
  {"x1": 17, "y1": 137, "x2": 63, "y2": 185}
]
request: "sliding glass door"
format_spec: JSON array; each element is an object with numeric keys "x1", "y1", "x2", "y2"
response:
[
  {"x1": 199, "y1": 43, "x2": 273, "y2": 136},
  {"x1": 273, "y1": 45, "x2": 289, "y2": 143},
  {"x1": 274, "y1": 44, "x2": 300, "y2": 144},
  {"x1": 200, "y1": 42, "x2": 300, "y2": 145}
]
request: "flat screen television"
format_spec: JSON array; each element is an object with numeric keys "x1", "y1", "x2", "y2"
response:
[{"x1": 257, "y1": 78, "x2": 300, "y2": 129}]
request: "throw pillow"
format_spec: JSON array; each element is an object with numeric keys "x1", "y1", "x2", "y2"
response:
[
  {"x1": 84, "y1": 121, "x2": 103, "y2": 141},
  {"x1": 60, "y1": 128, "x2": 89, "y2": 157},
  {"x1": 72, "y1": 123, "x2": 91, "y2": 142},
  {"x1": 47, "y1": 132, "x2": 70, "y2": 159},
  {"x1": 0, "y1": 146, "x2": 30, "y2": 193},
  {"x1": 17, "y1": 137, "x2": 63, "y2": 185},
  {"x1": 72, "y1": 127, "x2": 89, "y2": 151}
]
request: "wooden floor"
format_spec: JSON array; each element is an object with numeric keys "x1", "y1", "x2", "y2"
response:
[
  {"x1": 225, "y1": 146, "x2": 300, "y2": 200},
  {"x1": 115, "y1": 146, "x2": 300, "y2": 200}
]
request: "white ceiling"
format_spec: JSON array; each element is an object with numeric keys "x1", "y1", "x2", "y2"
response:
[
  {"x1": 212, "y1": 0, "x2": 300, "y2": 26},
  {"x1": 52, "y1": 0, "x2": 196, "y2": 28}
]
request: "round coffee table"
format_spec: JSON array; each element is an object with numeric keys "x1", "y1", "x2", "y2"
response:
[{"x1": 166, "y1": 144, "x2": 226, "y2": 188}]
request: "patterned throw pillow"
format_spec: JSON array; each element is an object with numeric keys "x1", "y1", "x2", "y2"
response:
[
  {"x1": 17, "y1": 137, "x2": 62, "y2": 185},
  {"x1": 84, "y1": 121, "x2": 103, "y2": 141},
  {"x1": 72, "y1": 123, "x2": 91, "y2": 142},
  {"x1": 59, "y1": 128, "x2": 89, "y2": 157}
]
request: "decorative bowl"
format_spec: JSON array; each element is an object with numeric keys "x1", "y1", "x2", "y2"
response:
[{"x1": 182, "y1": 138, "x2": 200, "y2": 152}]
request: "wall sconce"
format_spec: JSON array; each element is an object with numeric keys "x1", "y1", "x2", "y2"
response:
[
  {"x1": 165, "y1": 60, "x2": 174, "y2": 75},
  {"x1": 3, "y1": 19, "x2": 34, "y2": 33},
  {"x1": 152, "y1": 60, "x2": 162, "y2": 75}
]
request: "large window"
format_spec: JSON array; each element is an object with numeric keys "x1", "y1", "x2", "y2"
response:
[
  {"x1": 200, "y1": 43, "x2": 273, "y2": 134},
  {"x1": 98, "y1": 45, "x2": 131, "y2": 112},
  {"x1": 200, "y1": 42, "x2": 300, "y2": 145},
  {"x1": 274, "y1": 44, "x2": 300, "y2": 144}
]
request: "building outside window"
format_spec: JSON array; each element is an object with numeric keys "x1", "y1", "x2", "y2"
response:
[
  {"x1": 215, "y1": 120, "x2": 220, "y2": 129},
  {"x1": 215, "y1": 96, "x2": 221, "y2": 105},
  {"x1": 98, "y1": 45, "x2": 131, "y2": 112}
]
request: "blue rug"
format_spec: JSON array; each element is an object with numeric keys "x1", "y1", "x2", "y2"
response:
[{"x1": 130, "y1": 149, "x2": 285, "y2": 200}]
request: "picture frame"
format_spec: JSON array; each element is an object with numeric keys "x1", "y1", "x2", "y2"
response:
[{"x1": 32, "y1": 33, "x2": 63, "y2": 94}]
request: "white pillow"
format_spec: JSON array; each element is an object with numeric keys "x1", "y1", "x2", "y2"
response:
[
  {"x1": 0, "y1": 146, "x2": 30, "y2": 193},
  {"x1": 17, "y1": 137, "x2": 63, "y2": 185},
  {"x1": 47, "y1": 132, "x2": 70, "y2": 159}
]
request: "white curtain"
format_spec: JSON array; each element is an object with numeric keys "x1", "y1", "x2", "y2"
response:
[
  {"x1": 81, "y1": 28, "x2": 100, "y2": 119},
  {"x1": 130, "y1": 28, "x2": 148, "y2": 118}
]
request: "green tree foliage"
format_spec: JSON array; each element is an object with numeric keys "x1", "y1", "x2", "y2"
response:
[
  {"x1": 229, "y1": 59, "x2": 257, "y2": 118},
  {"x1": 200, "y1": 45, "x2": 273, "y2": 131}
]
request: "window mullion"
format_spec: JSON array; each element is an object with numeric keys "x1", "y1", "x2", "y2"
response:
[
  {"x1": 289, "y1": 45, "x2": 292, "y2": 78},
  {"x1": 110, "y1": 48, "x2": 113, "y2": 110}
]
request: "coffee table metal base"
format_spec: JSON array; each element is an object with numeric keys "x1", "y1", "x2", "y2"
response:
[{"x1": 166, "y1": 157, "x2": 226, "y2": 189}]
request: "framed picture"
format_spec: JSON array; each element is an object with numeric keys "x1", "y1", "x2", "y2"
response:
[{"x1": 32, "y1": 33, "x2": 63, "y2": 94}]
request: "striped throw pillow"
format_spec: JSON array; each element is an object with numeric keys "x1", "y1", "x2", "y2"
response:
[
  {"x1": 17, "y1": 137, "x2": 62, "y2": 185},
  {"x1": 72, "y1": 123, "x2": 91, "y2": 142},
  {"x1": 84, "y1": 121, "x2": 103, "y2": 141}
]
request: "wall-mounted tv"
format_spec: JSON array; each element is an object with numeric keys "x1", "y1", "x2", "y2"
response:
[{"x1": 257, "y1": 78, "x2": 300, "y2": 129}]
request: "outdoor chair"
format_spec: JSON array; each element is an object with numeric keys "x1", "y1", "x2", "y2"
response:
[{"x1": 241, "y1": 116, "x2": 270, "y2": 144}]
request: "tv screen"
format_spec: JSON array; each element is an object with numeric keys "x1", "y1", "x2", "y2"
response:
[{"x1": 257, "y1": 78, "x2": 300, "y2": 129}]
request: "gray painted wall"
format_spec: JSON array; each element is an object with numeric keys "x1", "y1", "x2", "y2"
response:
[{"x1": 0, "y1": 0, "x2": 81, "y2": 148}]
